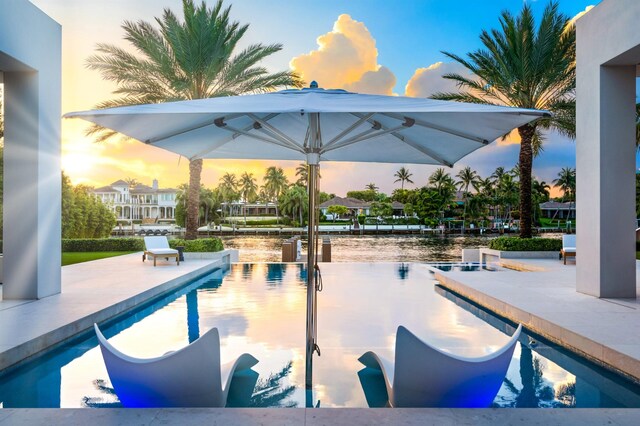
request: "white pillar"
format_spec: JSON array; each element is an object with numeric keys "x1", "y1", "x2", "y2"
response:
[
  {"x1": 1, "y1": 0, "x2": 61, "y2": 299},
  {"x1": 576, "y1": 0, "x2": 640, "y2": 298}
]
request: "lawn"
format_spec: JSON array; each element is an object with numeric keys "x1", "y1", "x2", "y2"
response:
[{"x1": 62, "y1": 252, "x2": 135, "y2": 266}]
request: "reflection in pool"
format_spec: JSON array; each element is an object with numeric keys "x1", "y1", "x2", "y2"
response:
[{"x1": 1, "y1": 263, "x2": 640, "y2": 408}]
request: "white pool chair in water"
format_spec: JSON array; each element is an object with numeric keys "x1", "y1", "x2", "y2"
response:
[
  {"x1": 94, "y1": 324, "x2": 258, "y2": 407},
  {"x1": 143, "y1": 236, "x2": 179, "y2": 266},
  {"x1": 358, "y1": 324, "x2": 522, "y2": 408}
]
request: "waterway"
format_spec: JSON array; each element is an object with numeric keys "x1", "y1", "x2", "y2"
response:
[{"x1": 220, "y1": 234, "x2": 556, "y2": 263}]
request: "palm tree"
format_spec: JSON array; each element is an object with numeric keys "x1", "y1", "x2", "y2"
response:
[
  {"x1": 456, "y1": 166, "x2": 479, "y2": 233},
  {"x1": 279, "y1": 185, "x2": 308, "y2": 226},
  {"x1": 553, "y1": 167, "x2": 576, "y2": 221},
  {"x1": 123, "y1": 177, "x2": 139, "y2": 187},
  {"x1": 394, "y1": 166, "x2": 414, "y2": 190},
  {"x1": 263, "y1": 166, "x2": 288, "y2": 222},
  {"x1": 86, "y1": 0, "x2": 301, "y2": 239},
  {"x1": 429, "y1": 168, "x2": 457, "y2": 221},
  {"x1": 365, "y1": 183, "x2": 379, "y2": 192},
  {"x1": 294, "y1": 162, "x2": 320, "y2": 187},
  {"x1": 239, "y1": 172, "x2": 258, "y2": 224},
  {"x1": 219, "y1": 172, "x2": 238, "y2": 218},
  {"x1": 432, "y1": 1, "x2": 575, "y2": 238}
]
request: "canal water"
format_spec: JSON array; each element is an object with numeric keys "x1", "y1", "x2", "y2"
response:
[{"x1": 220, "y1": 234, "x2": 552, "y2": 263}]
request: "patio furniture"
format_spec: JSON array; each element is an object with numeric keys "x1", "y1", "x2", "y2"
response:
[
  {"x1": 94, "y1": 324, "x2": 259, "y2": 407},
  {"x1": 358, "y1": 324, "x2": 522, "y2": 407},
  {"x1": 143, "y1": 236, "x2": 179, "y2": 266},
  {"x1": 561, "y1": 234, "x2": 576, "y2": 264}
]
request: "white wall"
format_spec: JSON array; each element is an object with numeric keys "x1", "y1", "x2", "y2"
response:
[
  {"x1": 576, "y1": 0, "x2": 640, "y2": 297},
  {"x1": 0, "y1": 0, "x2": 61, "y2": 299}
]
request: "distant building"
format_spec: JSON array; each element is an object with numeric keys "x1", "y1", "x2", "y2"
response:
[
  {"x1": 319, "y1": 196, "x2": 405, "y2": 217},
  {"x1": 92, "y1": 179, "x2": 178, "y2": 223},
  {"x1": 539, "y1": 201, "x2": 576, "y2": 219}
]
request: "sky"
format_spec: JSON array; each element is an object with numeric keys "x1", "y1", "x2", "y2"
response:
[{"x1": 23, "y1": 0, "x2": 626, "y2": 197}]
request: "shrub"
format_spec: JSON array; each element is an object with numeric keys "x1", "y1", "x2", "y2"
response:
[
  {"x1": 169, "y1": 238, "x2": 223, "y2": 252},
  {"x1": 62, "y1": 238, "x2": 144, "y2": 252},
  {"x1": 489, "y1": 237, "x2": 562, "y2": 251}
]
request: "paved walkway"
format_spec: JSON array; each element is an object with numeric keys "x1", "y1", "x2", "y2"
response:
[
  {"x1": 0, "y1": 407, "x2": 638, "y2": 425},
  {"x1": 0, "y1": 251, "x2": 234, "y2": 371},
  {"x1": 435, "y1": 259, "x2": 640, "y2": 382}
]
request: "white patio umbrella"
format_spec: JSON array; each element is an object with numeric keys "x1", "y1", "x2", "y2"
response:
[{"x1": 65, "y1": 83, "x2": 548, "y2": 392}]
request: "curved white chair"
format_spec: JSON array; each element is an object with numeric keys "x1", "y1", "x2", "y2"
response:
[
  {"x1": 94, "y1": 324, "x2": 258, "y2": 407},
  {"x1": 358, "y1": 324, "x2": 522, "y2": 408}
]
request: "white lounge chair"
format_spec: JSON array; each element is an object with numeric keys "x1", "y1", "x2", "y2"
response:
[
  {"x1": 358, "y1": 324, "x2": 522, "y2": 408},
  {"x1": 94, "y1": 324, "x2": 258, "y2": 407},
  {"x1": 143, "y1": 236, "x2": 179, "y2": 266},
  {"x1": 561, "y1": 234, "x2": 576, "y2": 264}
]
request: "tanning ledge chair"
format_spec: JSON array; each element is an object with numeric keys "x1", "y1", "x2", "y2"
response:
[
  {"x1": 358, "y1": 324, "x2": 522, "y2": 408},
  {"x1": 560, "y1": 234, "x2": 576, "y2": 264},
  {"x1": 143, "y1": 236, "x2": 179, "y2": 266},
  {"x1": 94, "y1": 324, "x2": 259, "y2": 407}
]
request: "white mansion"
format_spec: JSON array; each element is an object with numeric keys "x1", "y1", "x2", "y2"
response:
[{"x1": 93, "y1": 179, "x2": 178, "y2": 223}]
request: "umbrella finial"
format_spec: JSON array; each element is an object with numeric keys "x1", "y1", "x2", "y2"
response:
[{"x1": 310, "y1": 81, "x2": 319, "y2": 89}]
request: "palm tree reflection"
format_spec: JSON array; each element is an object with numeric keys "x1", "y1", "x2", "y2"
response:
[
  {"x1": 82, "y1": 380, "x2": 121, "y2": 407},
  {"x1": 249, "y1": 362, "x2": 297, "y2": 407},
  {"x1": 498, "y1": 344, "x2": 557, "y2": 407}
]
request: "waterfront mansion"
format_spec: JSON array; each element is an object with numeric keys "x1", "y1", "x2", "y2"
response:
[{"x1": 92, "y1": 179, "x2": 178, "y2": 223}]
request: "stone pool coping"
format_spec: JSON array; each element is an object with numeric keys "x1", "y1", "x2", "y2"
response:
[
  {"x1": 0, "y1": 408, "x2": 638, "y2": 425},
  {"x1": 0, "y1": 250, "x2": 238, "y2": 372},
  {"x1": 434, "y1": 258, "x2": 640, "y2": 383}
]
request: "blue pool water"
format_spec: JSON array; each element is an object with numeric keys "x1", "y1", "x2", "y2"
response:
[{"x1": 1, "y1": 263, "x2": 640, "y2": 408}]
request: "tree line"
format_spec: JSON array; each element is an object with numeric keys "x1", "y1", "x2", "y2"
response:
[{"x1": 174, "y1": 164, "x2": 334, "y2": 228}]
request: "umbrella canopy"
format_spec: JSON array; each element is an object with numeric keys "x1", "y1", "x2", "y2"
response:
[
  {"x1": 65, "y1": 84, "x2": 547, "y2": 399},
  {"x1": 65, "y1": 86, "x2": 548, "y2": 167}
]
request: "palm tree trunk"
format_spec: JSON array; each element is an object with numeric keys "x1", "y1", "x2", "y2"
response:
[
  {"x1": 186, "y1": 158, "x2": 203, "y2": 240},
  {"x1": 518, "y1": 125, "x2": 535, "y2": 238}
]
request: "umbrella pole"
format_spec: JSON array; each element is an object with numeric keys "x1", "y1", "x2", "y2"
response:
[{"x1": 305, "y1": 162, "x2": 318, "y2": 392}]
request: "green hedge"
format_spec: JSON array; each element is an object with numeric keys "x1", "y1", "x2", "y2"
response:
[
  {"x1": 489, "y1": 237, "x2": 562, "y2": 252},
  {"x1": 62, "y1": 237, "x2": 224, "y2": 253},
  {"x1": 169, "y1": 238, "x2": 224, "y2": 252},
  {"x1": 62, "y1": 238, "x2": 144, "y2": 252}
]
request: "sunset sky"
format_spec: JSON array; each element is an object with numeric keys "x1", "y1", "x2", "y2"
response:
[{"x1": 27, "y1": 0, "x2": 629, "y2": 197}]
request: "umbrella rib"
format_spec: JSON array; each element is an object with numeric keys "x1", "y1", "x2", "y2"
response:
[
  {"x1": 349, "y1": 113, "x2": 453, "y2": 167},
  {"x1": 214, "y1": 117, "x2": 306, "y2": 154},
  {"x1": 381, "y1": 112, "x2": 489, "y2": 145},
  {"x1": 191, "y1": 113, "x2": 280, "y2": 159},
  {"x1": 321, "y1": 122, "x2": 411, "y2": 153},
  {"x1": 247, "y1": 113, "x2": 304, "y2": 152},
  {"x1": 145, "y1": 113, "x2": 246, "y2": 144},
  {"x1": 321, "y1": 113, "x2": 375, "y2": 150}
]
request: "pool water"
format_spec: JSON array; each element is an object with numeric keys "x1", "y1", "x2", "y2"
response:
[{"x1": 1, "y1": 263, "x2": 640, "y2": 408}]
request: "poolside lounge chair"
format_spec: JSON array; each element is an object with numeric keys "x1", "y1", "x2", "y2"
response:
[
  {"x1": 143, "y1": 236, "x2": 179, "y2": 266},
  {"x1": 94, "y1": 324, "x2": 259, "y2": 407},
  {"x1": 357, "y1": 324, "x2": 522, "y2": 408},
  {"x1": 561, "y1": 234, "x2": 576, "y2": 264}
]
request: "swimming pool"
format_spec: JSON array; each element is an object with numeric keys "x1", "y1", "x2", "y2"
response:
[{"x1": 1, "y1": 263, "x2": 639, "y2": 408}]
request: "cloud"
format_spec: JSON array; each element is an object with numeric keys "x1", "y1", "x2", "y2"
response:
[
  {"x1": 290, "y1": 14, "x2": 395, "y2": 95},
  {"x1": 570, "y1": 5, "x2": 595, "y2": 25},
  {"x1": 405, "y1": 61, "x2": 475, "y2": 98}
]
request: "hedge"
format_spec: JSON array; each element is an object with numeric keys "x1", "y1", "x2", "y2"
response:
[
  {"x1": 62, "y1": 237, "x2": 224, "y2": 253},
  {"x1": 62, "y1": 238, "x2": 144, "y2": 252},
  {"x1": 489, "y1": 237, "x2": 562, "y2": 252},
  {"x1": 169, "y1": 238, "x2": 224, "y2": 252}
]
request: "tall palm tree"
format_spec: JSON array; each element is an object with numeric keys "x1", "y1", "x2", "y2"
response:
[
  {"x1": 294, "y1": 162, "x2": 320, "y2": 187},
  {"x1": 553, "y1": 167, "x2": 576, "y2": 221},
  {"x1": 432, "y1": 1, "x2": 575, "y2": 238},
  {"x1": 456, "y1": 166, "x2": 479, "y2": 233},
  {"x1": 239, "y1": 172, "x2": 258, "y2": 224},
  {"x1": 394, "y1": 166, "x2": 414, "y2": 190},
  {"x1": 365, "y1": 183, "x2": 379, "y2": 192},
  {"x1": 263, "y1": 166, "x2": 288, "y2": 222},
  {"x1": 429, "y1": 168, "x2": 457, "y2": 221},
  {"x1": 86, "y1": 0, "x2": 301, "y2": 239},
  {"x1": 219, "y1": 172, "x2": 238, "y2": 218}
]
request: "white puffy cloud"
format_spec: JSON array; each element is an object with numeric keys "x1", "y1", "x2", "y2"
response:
[
  {"x1": 405, "y1": 61, "x2": 475, "y2": 98},
  {"x1": 290, "y1": 14, "x2": 396, "y2": 95}
]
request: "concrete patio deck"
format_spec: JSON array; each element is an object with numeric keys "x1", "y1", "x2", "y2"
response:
[
  {"x1": 1, "y1": 407, "x2": 639, "y2": 425},
  {"x1": 435, "y1": 258, "x2": 640, "y2": 383},
  {"x1": 0, "y1": 250, "x2": 236, "y2": 371}
]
